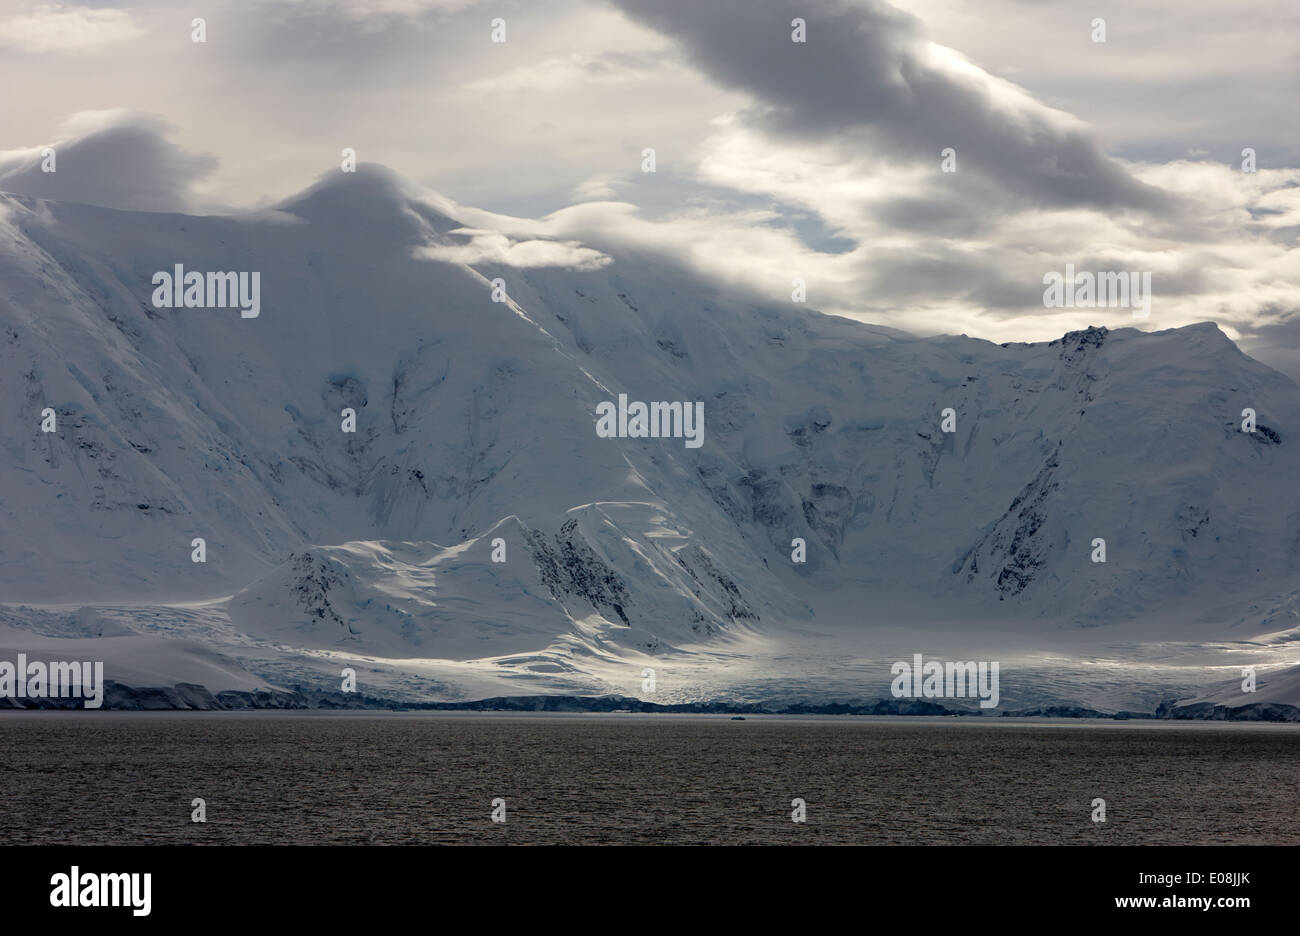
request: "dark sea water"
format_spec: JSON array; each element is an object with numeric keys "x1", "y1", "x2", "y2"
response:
[{"x1": 1, "y1": 713, "x2": 1296, "y2": 845}]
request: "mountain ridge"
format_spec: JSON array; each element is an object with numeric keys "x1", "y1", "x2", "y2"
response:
[{"x1": 2, "y1": 166, "x2": 1298, "y2": 709}]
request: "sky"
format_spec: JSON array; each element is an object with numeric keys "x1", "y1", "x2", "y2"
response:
[{"x1": 1, "y1": 0, "x2": 1298, "y2": 376}]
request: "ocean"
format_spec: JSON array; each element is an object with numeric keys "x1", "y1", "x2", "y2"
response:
[{"x1": 2, "y1": 713, "x2": 1296, "y2": 845}]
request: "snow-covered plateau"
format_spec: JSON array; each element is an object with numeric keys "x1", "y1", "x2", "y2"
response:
[{"x1": 2, "y1": 166, "x2": 1297, "y2": 715}]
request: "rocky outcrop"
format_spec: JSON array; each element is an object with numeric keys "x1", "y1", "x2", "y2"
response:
[
  {"x1": 525, "y1": 519, "x2": 632, "y2": 626},
  {"x1": 1158, "y1": 699, "x2": 1300, "y2": 722}
]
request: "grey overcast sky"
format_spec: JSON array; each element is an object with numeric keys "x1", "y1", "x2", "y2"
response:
[{"x1": 1, "y1": 0, "x2": 1298, "y2": 376}]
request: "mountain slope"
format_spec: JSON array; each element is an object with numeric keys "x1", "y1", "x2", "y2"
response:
[{"x1": 2, "y1": 166, "x2": 1298, "y2": 706}]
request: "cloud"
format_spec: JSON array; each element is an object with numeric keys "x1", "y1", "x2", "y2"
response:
[
  {"x1": 267, "y1": 0, "x2": 480, "y2": 24},
  {"x1": 893, "y1": 0, "x2": 1300, "y2": 170},
  {"x1": 609, "y1": 0, "x2": 1174, "y2": 213},
  {"x1": 456, "y1": 147, "x2": 1300, "y2": 373},
  {"x1": 0, "y1": 4, "x2": 143, "y2": 53},
  {"x1": 572, "y1": 174, "x2": 624, "y2": 201},
  {"x1": 463, "y1": 51, "x2": 662, "y2": 95},
  {"x1": 1235, "y1": 308, "x2": 1300, "y2": 384},
  {"x1": 0, "y1": 110, "x2": 217, "y2": 212},
  {"x1": 416, "y1": 228, "x2": 612, "y2": 270}
]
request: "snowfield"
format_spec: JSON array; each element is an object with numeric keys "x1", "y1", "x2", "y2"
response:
[{"x1": 1, "y1": 165, "x2": 1297, "y2": 713}]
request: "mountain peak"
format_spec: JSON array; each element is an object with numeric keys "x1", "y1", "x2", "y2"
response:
[{"x1": 275, "y1": 163, "x2": 461, "y2": 235}]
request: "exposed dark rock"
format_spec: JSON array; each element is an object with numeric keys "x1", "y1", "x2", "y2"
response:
[{"x1": 525, "y1": 519, "x2": 632, "y2": 625}]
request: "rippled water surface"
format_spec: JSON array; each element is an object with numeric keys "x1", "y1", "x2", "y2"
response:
[{"x1": 2, "y1": 714, "x2": 1296, "y2": 845}]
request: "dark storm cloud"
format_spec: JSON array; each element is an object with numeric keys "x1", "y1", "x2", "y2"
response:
[
  {"x1": 1236, "y1": 308, "x2": 1300, "y2": 382},
  {"x1": 1236, "y1": 307, "x2": 1300, "y2": 349},
  {"x1": 609, "y1": 0, "x2": 1176, "y2": 213}
]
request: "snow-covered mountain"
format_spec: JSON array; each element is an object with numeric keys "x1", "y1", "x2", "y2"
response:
[{"x1": 2, "y1": 165, "x2": 1298, "y2": 711}]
